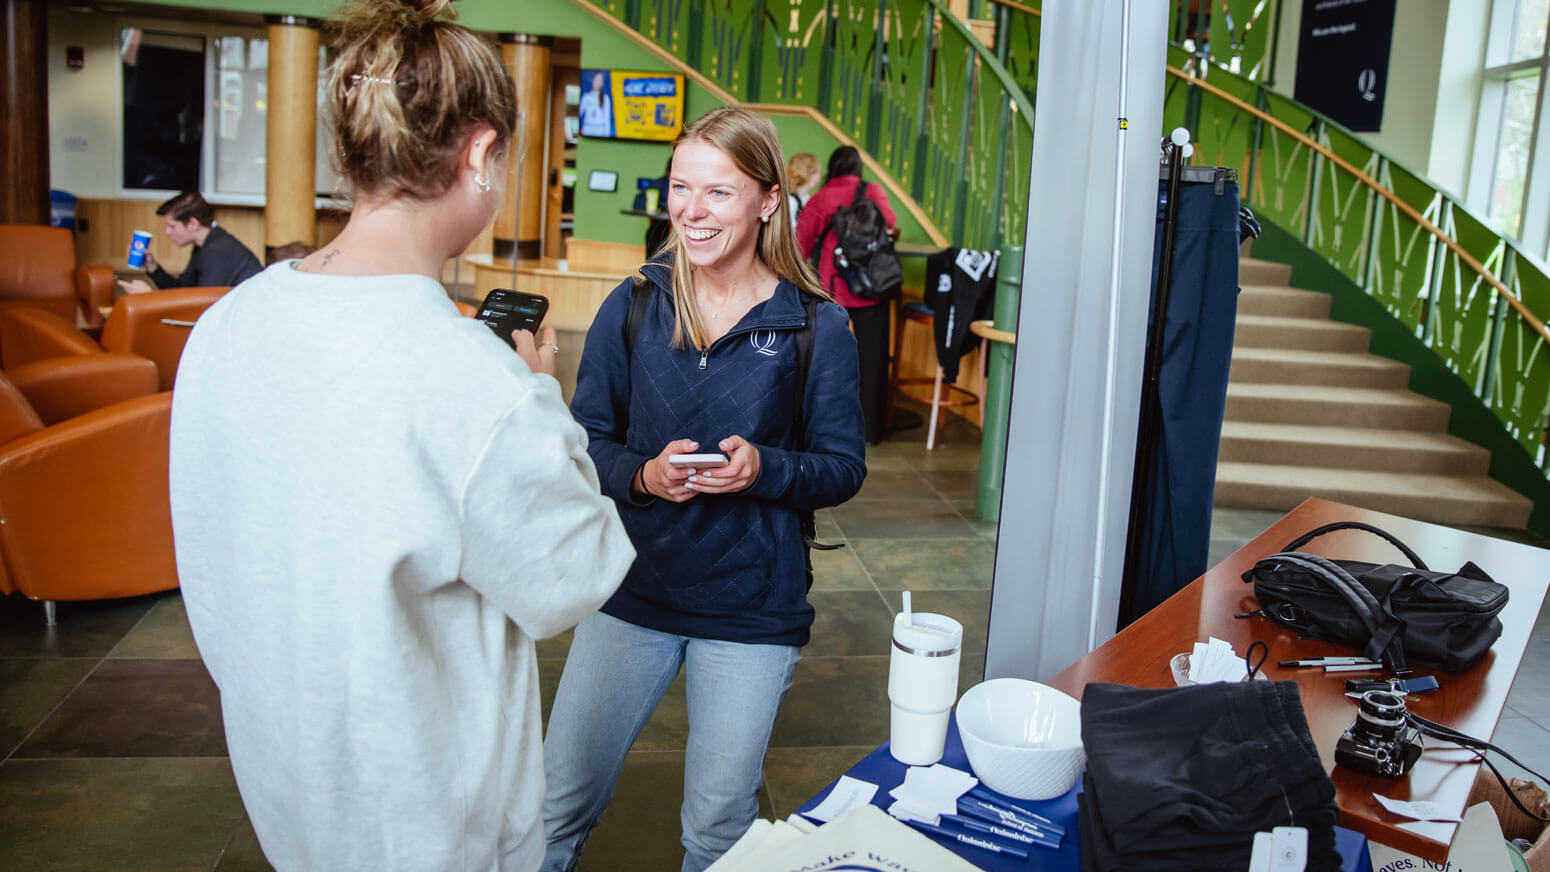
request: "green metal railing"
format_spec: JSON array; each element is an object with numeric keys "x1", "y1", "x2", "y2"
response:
[
  {"x1": 588, "y1": 0, "x2": 1035, "y2": 250},
  {"x1": 1164, "y1": 0, "x2": 1279, "y2": 83},
  {"x1": 1162, "y1": 48, "x2": 1550, "y2": 470},
  {"x1": 989, "y1": 0, "x2": 1550, "y2": 478}
]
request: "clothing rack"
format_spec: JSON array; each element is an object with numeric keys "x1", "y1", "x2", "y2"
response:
[{"x1": 1117, "y1": 142, "x2": 1242, "y2": 629}]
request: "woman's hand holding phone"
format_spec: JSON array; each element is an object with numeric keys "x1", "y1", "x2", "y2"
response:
[
  {"x1": 683, "y1": 436, "x2": 760, "y2": 494},
  {"x1": 511, "y1": 325, "x2": 559, "y2": 377},
  {"x1": 637, "y1": 438, "x2": 701, "y2": 502}
]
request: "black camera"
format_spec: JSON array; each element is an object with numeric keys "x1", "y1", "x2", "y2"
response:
[{"x1": 1334, "y1": 690, "x2": 1423, "y2": 778}]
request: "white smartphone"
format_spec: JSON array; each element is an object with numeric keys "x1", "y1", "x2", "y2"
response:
[{"x1": 667, "y1": 453, "x2": 729, "y2": 468}]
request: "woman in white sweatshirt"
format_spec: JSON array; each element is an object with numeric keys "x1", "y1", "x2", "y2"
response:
[{"x1": 167, "y1": 2, "x2": 633, "y2": 869}]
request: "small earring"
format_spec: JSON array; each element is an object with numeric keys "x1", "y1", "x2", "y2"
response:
[
  {"x1": 760, "y1": 214, "x2": 769, "y2": 224},
  {"x1": 474, "y1": 171, "x2": 491, "y2": 194}
]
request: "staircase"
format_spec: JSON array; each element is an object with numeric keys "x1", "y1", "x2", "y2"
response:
[{"x1": 1214, "y1": 258, "x2": 1534, "y2": 529}]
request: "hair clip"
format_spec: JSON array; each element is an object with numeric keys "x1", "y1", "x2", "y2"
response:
[{"x1": 350, "y1": 74, "x2": 396, "y2": 86}]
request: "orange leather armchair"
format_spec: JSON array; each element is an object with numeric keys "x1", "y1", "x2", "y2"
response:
[
  {"x1": 0, "y1": 286, "x2": 228, "y2": 390},
  {"x1": 0, "y1": 364, "x2": 175, "y2": 623},
  {"x1": 0, "y1": 224, "x2": 115, "y2": 330}
]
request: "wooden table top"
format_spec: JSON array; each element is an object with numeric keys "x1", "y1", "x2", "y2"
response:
[{"x1": 1044, "y1": 497, "x2": 1550, "y2": 862}]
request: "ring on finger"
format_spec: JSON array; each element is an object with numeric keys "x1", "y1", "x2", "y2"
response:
[{"x1": 544, "y1": 343, "x2": 560, "y2": 355}]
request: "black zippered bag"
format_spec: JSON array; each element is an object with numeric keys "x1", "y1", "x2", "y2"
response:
[{"x1": 1242, "y1": 521, "x2": 1509, "y2": 675}]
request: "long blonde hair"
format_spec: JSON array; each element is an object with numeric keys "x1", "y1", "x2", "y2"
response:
[{"x1": 656, "y1": 108, "x2": 827, "y2": 350}]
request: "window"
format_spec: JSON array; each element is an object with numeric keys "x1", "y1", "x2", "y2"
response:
[
  {"x1": 1473, "y1": 0, "x2": 1550, "y2": 258},
  {"x1": 121, "y1": 29, "x2": 205, "y2": 191},
  {"x1": 120, "y1": 25, "x2": 339, "y2": 202}
]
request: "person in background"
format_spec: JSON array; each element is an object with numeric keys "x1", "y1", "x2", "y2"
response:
[
  {"x1": 168, "y1": 1, "x2": 634, "y2": 869},
  {"x1": 266, "y1": 240, "x2": 317, "y2": 265},
  {"x1": 784, "y1": 151, "x2": 819, "y2": 232},
  {"x1": 797, "y1": 145, "x2": 898, "y2": 445},
  {"x1": 578, "y1": 70, "x2": 614, "y2": 138},
  {"x1": 544, "y1": 107, "x2": 866, "y2": 872},
  {"x1": 117, "y1": 191, "x2": 262, "y2": 293}
]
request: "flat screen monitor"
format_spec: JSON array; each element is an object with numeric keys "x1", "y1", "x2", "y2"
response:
[{"x1": 578, "y1": 69, "x2": 685, "y2": 142}]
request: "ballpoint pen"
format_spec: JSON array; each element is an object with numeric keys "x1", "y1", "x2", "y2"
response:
[
  {"x1": 1277, "y1": 657, "x2": 1377, "y2": 667},
  {"x1": 957, "y1": 796, "x2": 1064, "y2": 840},
  {"x1": 940, "y1": 813, "x2": 1061, "y2": 849},
  {"x1": 898, "y1": 817, "x2": 1032, "y2": 858},
  {"x1": 965, "y1": 786, "x2": 1066, "y2": 834}
]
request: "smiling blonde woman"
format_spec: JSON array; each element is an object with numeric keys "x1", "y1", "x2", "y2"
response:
[{"x1": 546, "y1": 107, "x2": 868, "y2": 872}]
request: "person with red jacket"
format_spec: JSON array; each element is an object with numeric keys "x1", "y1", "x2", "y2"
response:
[{"x1": 797, "y1": 146, "x2": 897, "y2": 445}]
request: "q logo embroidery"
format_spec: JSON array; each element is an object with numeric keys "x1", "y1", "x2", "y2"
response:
[{"x1": 750, "y1": 330, "x2": 779, "y2": 357}]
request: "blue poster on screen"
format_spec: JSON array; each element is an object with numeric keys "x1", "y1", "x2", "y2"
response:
[{"x1": 580, "y1": 69, "x2": 684, "y2": 142}]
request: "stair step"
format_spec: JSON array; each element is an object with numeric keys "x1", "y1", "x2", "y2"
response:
[
  {"x1": 1218, "y1": 421, "x2": 1490, "y2": 474},
  {"x1": 1225, "y1": 383, "x2": 1451, "y2": 430},
  {"x1": 1214, "y1": 462, "x2": 1533, "y2": 529},
  {"x1": 1229, "y1": 348, "x2": 1411, "y2": 389},
  {"x1": 1240, "y1": 258, "x2": 1293, "y2": 286},
  {"x1": 1235, "y1": 314, "x2": 1372, "y2": 352},
  {"x1": 1238, "y1": 285, "x2": 1332, "y2": 318}
]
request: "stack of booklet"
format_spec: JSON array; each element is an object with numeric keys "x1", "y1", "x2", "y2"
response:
[{"x1": 706, "y1": 804, "x2": 986, "y2": 872}]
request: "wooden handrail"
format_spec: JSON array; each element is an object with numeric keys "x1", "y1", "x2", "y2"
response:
[
  {"x1": 986, "y1": 0, "x2": 1040, "y2": 17},
  {"x1": 1166, "y1": 65, "x2": 1550, "y2": 346}
]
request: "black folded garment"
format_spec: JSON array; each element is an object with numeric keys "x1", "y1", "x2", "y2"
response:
[{"x1": 1078, "y1": 681, "x2": 1341, "y2": 872}]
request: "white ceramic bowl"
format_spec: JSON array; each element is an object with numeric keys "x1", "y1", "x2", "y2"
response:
[{"x1": 956, "y1": 678, "x2": 1085, "y2": 800}]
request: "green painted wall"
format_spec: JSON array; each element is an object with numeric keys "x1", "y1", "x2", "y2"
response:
[{"x1": 1252, "y1": 221, "x2": 1550, "y2": 537}]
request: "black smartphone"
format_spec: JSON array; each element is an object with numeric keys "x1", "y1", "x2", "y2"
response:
[{"x1": 475, "y1": 289, "x2": 549, "y2": 349}]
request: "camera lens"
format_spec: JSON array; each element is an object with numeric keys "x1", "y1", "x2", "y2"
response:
[{"x1": 1353, "y1": 690, "x2": 1407, "y2": 741}]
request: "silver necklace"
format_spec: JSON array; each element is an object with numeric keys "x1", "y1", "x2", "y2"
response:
[{"x1": 703, "y1": 292, "x2": 741, "y2": 320}]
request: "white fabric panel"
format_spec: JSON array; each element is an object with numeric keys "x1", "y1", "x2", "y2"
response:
[{"x1": 985, "y1": 0, "x2": 1168, "y2": 681}]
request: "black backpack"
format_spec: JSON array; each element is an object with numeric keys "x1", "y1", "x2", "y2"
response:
[{"x1": 811, "y1": 181, "x2": 902, "y2": 301}]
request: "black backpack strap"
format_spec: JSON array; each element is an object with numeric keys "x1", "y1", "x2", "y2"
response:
[
  {"x1": 851, "y1": 179, "x2": 869, "y2": 207},
  {"x1": 1280, "y1": 521, "x2": 1429, "y2": 570},
  {"x1": 624, "y1": 273, "x2": 651, "y2": 359},
  {"x1": 794, "y1": 294, "x2": 842, "y2": 557},
  {"x1": 793, "y1": 293, "x2": 817, "y2": 439},
  {"x1": 1263, "y1": 551, "x2": 1410, "y2": 676},
  {"x1": 809, "y1": 215, "x2": 837, "y2": 285}
]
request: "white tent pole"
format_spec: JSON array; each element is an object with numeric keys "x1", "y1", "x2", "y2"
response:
[{"x1": 1088, "y1": 0, "x2": 1134, "y2": 651}]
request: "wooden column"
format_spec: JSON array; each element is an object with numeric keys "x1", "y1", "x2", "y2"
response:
[
  {"x1": 264, "y1": 16, "x2": 320, "y2": 258},
  {"x1": 1, "y1": 0, "x2": 49, "y2": 225},
  {"x1": 495, "y1": 34, "x2": 552, "y2": 262},
  {"x1": 545, "y1": 62, "x2": 574, "y2": 261}
]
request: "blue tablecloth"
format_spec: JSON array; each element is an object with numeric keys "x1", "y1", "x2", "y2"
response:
[{"x1": 795, "y1": 715, "x2": 1373, "y2": 872}]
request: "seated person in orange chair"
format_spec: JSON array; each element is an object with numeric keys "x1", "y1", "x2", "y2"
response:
[{"x1": 117, "y1": 191, "x2": 262, "y2": 294}]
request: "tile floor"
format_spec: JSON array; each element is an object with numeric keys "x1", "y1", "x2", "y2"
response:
[{"x1": 1, "y1": 405, "x2": 1546, "y2": 871}]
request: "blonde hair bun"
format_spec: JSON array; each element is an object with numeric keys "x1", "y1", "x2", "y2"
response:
[{"x1": 326, "y1": 0, "x2": 514, "y2": 202}]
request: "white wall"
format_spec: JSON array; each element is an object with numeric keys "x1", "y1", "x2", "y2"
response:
[
  {"x1": 46, "y1": 6, "x2": 266, "y2": 200},
  {"x1": 1269, "y1": 0, "x2": 1489, "y2": 200},
  {"x1": 1431, "y1": 1, "x2": 1491, "y2": 199},
  {"x1": 48, "y1": 7, "x2": 122, "y2": 198}
]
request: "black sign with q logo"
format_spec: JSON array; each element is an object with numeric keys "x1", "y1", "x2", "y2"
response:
[{"x1": 1293, "y1": 0, "x2": 1397, "y2": 132}]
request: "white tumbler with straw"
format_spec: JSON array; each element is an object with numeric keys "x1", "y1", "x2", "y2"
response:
[{"x1": 887, "y1": 591, "x2": 963, "y2": 766}]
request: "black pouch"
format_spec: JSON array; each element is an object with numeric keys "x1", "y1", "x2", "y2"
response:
[{"x1": 1242, "y1": 521, "x2": 1509, "y2": 675}]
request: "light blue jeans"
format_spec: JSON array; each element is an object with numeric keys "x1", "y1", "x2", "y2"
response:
[{"x1": 540, "y1": 611, "x2": 801, "y2": 872}]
